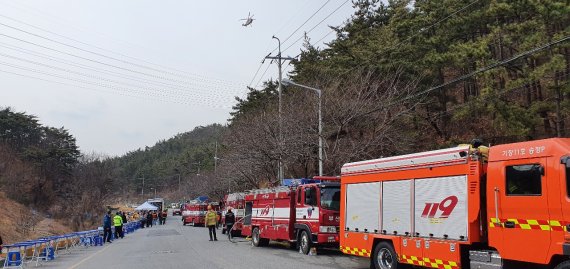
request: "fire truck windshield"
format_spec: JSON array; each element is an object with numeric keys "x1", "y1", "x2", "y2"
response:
[{"x1": 320, "y1": 187, "x2": 340, "y2": 211}]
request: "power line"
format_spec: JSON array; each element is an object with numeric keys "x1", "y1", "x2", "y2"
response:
[
  {"x1": 0, "y1": 22, "x2": 243, "y2": 88},
  {"x1": 0, "y1": 33, "x2": 244, "y2": 95},
  {"x1": 255, "y1": 63, "x2": 272, "y2": 89},
  {"x1": 329, "y1": 0, "x2": 482, "y2": 77},
  {"x1": 0, "y1": 43, "x2": 235, "y2": 99},
  {"x1": 0, "y1": 61, "x2": 231, "y2": 107},
  {"x1": 248, "y1": 60, "x2": 265, "y2": 88},
  {"x1": 0, "y1": 12, "x2": 244, "y2": 86},
  {"x1": 280, "y1": 0, "x2": 333, "y2": 46},
  {"x1": 0, "y1": 52, "x2": 230, "y2": 102},
  {"x1": 282, "y1": 0, "x2": 350, "y2": 53},
  {"x1": 251, "y1": 0, "x2": 348, "y2": 88},
  {"x1": 359, "y1": 35, "x2": 570, "y2": 117},
  {"x1": 0, "y1": 68, "x2": 230, "y2": 108}
]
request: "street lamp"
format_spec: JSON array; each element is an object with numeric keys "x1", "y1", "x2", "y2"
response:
[{"x1": 281, "y1": 79, "x2": 323, "y2": 176}]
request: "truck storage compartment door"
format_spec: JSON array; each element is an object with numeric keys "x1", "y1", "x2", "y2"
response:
[
  {"x1": 414, "y1": 175, "x2": 468, "y2": 240},
  {"x1": 345, "y1": 182, "x2": 381, "y2": 233},
  {"x1": 244, "y1": 202, "x2": 252, "y2": 225},
  {"x1": 383, "y1": 180, "x2": 412, "y2": 235}
]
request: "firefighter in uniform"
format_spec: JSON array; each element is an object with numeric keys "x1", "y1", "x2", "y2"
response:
[
  {"x1": 205, "y1": 205, "x2": 218, "y2": 241},
  {"x1": 114, "y1": 211, "x2": 124, "y2": 239}
]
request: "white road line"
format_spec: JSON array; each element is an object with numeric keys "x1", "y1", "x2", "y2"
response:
[{"x1": 69, "y1": 244, "x2": 112, "y2": 269}]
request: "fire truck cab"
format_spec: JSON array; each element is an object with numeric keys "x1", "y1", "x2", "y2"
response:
[
  {"x1": 242, "y1": 178, "x2": 341, "y2": 254},
  {"x1": 340, "y1": 138, "x2": 570, "y2": 269}
]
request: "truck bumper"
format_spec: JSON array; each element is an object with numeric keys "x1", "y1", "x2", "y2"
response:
[{"x1": 315, "y1": 233, "x2": 339, "y2": 245}]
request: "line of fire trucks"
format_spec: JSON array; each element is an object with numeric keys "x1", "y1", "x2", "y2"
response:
[{"x1": 180, "y1": 138, "x2": 570, "y2": 269}]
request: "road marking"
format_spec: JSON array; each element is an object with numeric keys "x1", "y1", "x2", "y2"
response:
[{"x1": 69, "y1": 244, "x2": 111, "y2": 269}]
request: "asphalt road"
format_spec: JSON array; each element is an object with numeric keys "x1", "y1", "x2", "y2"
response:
[{"x1": 41, "y1": 214, "x2": 369, "y2": 269}]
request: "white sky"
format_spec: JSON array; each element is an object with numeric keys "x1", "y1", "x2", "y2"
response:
[{"x1": 0, "y1": 0, "x2": 354, "y2": 156}]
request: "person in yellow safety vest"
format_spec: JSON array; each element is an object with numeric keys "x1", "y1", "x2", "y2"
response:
[
  {"x1": 205, "y1": 205, "x2": 218, "y2": 241},
  {"x1": 113, "y1": 211, "x2": 124, "y2": 239}
]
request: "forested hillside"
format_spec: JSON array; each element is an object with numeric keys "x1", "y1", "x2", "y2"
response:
[
  {"x1": 0, "y1": 107, "x2": 98, "y2": 232},
  {"x1": 104, "y1": 124, "x2": 225, "y2": 201},
  {"x1": 217, "y1": 0, "x2": 570, "y2": 189},
  {"x1": 0, "y1": 106, "x2": 226, "y2": 231}
]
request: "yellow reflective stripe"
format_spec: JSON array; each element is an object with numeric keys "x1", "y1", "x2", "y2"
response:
[
  {"x1": 540, "y1": 225, "x2": 551, "y2": 231},
  {"x1": 519, "y1": 224, "x2": 531, "y2": 230},
  {"x1": 550, "y1": 220, "x2": 561, "y2": 226}
]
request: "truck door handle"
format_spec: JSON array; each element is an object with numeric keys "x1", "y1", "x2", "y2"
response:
[{"x1": 504, "y1": 221, "x2": 516, "y2": 228}]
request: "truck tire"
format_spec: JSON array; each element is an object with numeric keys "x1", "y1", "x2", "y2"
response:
[
  {"x1": 252, "y1": 227, "x2": 262, "y2": 247},
  {"x1": 555, "y1": 260, "x2": 570, "y2": 269},
  {"x1": 299, "y1": 230, "x2": 311, "y2": 255},
  {"x1": 372, "y1": 242, "x2": 399, "y2": 269}
]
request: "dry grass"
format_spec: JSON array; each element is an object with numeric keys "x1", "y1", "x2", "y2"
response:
[{"x1": 0, "y1": 192, "x2": 72, "y2": 245}]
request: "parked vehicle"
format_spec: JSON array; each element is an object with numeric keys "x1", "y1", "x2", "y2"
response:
[
  {"x1": 182, "y1": 199, "x2": 219, "y2": 226},
  {"x1": 242, "y1": 177, "x2": 341, "y2": 254},
  {"x1": 147, "y1": 198, "x2": 164, "y2": 212},
  {"x1": 221, "y1": 192, "x2": 246, "y2": 236},
  {"x1": 340, "y1": 138, "x2": 570, "y2": 269},
  {"x1": 172, "y1": 205, "x2": 181, "y2": 216}
]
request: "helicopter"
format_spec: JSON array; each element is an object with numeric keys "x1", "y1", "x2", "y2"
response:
[{"x1": 240, "y1": 12, "x2": 255, "y2": 27}]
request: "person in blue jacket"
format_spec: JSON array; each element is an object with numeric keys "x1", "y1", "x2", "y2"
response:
[{"x1": 103, "y1": 211, "x2": 113, "y2": 243}]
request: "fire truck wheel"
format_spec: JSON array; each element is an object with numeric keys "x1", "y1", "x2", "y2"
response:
[
  {"x1": 372, "y1": 242, "x2": 399, "y2": 269},
  {"x1": 183, "y1": 221, "x2": 187, "y2": 226},
  {"x1": 554, "y1": 260, "x2": 570, "y2": 269},
  {"x1": 252, "y1": 227, "x2": 262, "y2": 247},
  {"x1": 299, "y1": 230, "x2": 311, "y2": 255}
]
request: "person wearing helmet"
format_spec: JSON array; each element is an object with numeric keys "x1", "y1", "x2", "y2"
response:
[{"x1": 205, "y1": 205, "x2": 218, "y2": 241}]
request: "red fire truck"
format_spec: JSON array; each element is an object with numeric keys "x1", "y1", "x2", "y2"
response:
[
  {"x1": 221, "y1": 192, "x2": 246, "y2": 236},
  {"x1": 340, "y1": 138, "x2": 570, "y2": 269},
  {"x1": 242, "y1": 178, "x2": 341, "y2": 254},
  {"x1": 182, "y1": 200, "x2": 220, "y2": 226}
]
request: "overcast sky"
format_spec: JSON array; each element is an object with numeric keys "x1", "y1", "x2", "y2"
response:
[{"x1": 0, "y1": 0, "x2": 354, "y2": 156}]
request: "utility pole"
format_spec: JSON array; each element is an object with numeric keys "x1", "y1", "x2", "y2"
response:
[
  {"x1": 214, "y1": 142, "x2": 218, "y2": 174},
  {"x1": 177, "y1": 173, "x2": 181, "y2": 192},
  {"x1": 139, "y1": 176, "x2": 145, "y2": 197},
  {"x1": 265, "y1": 36, "x2": 296, "y2": 183}
]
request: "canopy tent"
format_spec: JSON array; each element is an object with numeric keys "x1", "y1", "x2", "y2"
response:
[{"x1": 135, "y1": 201, "x2": 158, "y2": 211}]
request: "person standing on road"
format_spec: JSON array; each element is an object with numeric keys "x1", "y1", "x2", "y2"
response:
[
  {"x1": 158, "y1": 210, "x2": 164, "y2": 225},
  {"x1": 152, "y1": 211, "x2": 158, "y2": 226},
  {"x1": 205, "y1": 205, "x2": 218, "y2": 241},
  {"x1": 114, "y1": 211, "x2": 124, "y2": 239},
  {"x1": 224, "y1": 208, "x2": 235, "y2": 240},
  {"x1": 146, "y1": 211, "x2": 153, "y2": 227},
  {"x1": 161, "y1": 210, "x2": 167, "y2": 225},
  {"x1": 103, "y1": 211, "x2": 113, "y2": 243}
]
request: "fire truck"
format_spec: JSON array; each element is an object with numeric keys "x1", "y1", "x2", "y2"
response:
[
  {"x1": 340, "y1": 138, "x2": 570, "y2": 269},
  {"x1": 221, "y1": 192, "x2": 246, "y2": 236},
  {"x1": 182, "y1": 200, "x2": 219, "y2": 226},
  {"x1": 242, "y1": 177, "x2": 341, "y2": 254}
]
